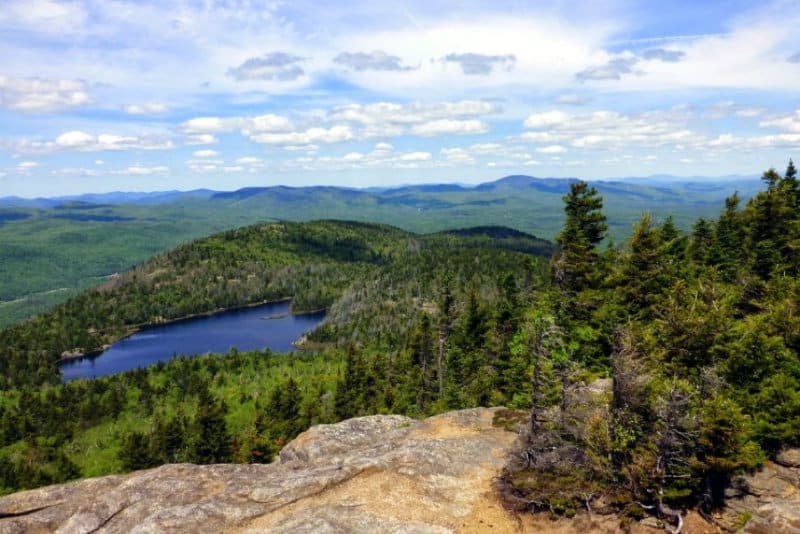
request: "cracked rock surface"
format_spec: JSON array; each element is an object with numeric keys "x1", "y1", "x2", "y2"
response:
[
  {"x1": 0, "y1": 407, "x2": 797, "y2": 534},
  {"x1": 0, "y1": 408, "x2": 518, "y2": 534}
]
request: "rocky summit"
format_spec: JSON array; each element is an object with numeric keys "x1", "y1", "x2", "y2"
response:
[{"x1": 0, "y1": 407, "x2": 798, "y2": 534}]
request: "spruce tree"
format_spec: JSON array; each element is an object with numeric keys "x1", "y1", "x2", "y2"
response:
[{"x1": 553, "y1": 181, "x2": 608, "y2": 297}]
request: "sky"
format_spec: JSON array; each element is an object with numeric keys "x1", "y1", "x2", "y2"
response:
[{"x1": 1, "y1": 0, "x2": 799, "y2": 197}]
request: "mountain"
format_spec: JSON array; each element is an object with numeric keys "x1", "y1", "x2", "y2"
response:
[
  {"x1": 0, "y1": 174, "x2": 761, "y2": 328},
  {"x1": 0, "y1": 173, "x2": 761, "y2": 207},
  {"x1": 0, "y1": 189, "x2": 217, "y2": 208}
]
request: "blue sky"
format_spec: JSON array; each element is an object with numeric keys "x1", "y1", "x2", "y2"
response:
[{"x1": 1, "y1": 0, "x2": 799, "y2": 196}]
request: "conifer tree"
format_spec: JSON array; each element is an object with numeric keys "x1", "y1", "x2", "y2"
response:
[
  {"x1": 193, "y1": 385, "x2": 231, "y2": 464},
  {"x1": 552, "y1": 181, "x2": 608, "y2": 310}
]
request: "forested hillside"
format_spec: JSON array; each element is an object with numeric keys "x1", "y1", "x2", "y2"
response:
[
  {"x1": 0, "y1": 175, "x2": 760, "y2": 329},
  {"x1": 500, "y1": 161, "x2": 800, "y2": 528},
  {"x1": 0, "y1": 221, "x2": 551, "y2": 492},
  {"x1": 1, "y1": 162, "x2": 798, "y2": 530}
]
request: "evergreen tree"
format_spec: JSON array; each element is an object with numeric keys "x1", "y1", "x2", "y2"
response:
[
  {"x1": 192, "y1": 386, "x2": 231, "y2": 464},
  {"x1": 552, "y1": 181, "x2": 608, "y2": 320},
  {"x1": 119, "y1": 432, "x2": 159, "y2": 471},
  {"x1": 707, "y1": 193, "x2": 745, "y2": 281}
]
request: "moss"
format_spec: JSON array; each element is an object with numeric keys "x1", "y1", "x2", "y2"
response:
[
  {"x1": 735, "y1": 510, "x2": 753, "y2": 530},
  {"x1": 492, "y1": 408, "x2": 528, "y2": 432}
]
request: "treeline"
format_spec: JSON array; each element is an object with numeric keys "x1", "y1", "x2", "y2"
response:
[
  {"x1": 2, "y1": 221, "x2": 548, "y2": 389},
  {"x1": 0, "y1": 221, "x2": 551, "y2": 492},
  {"x1": 500, "y1": 161, "x2": 800, "y2": 524},
  {"x1": 0, "y1": 348, "x2": 343, "y2": 493}
]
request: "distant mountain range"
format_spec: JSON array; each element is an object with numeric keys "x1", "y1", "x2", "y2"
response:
[
  {"x1": 0, "y1": 172, "x2": 765, "y2": 329},
  {"x1": 0, "y1": 174, "x2": 761, "y2": 208}
]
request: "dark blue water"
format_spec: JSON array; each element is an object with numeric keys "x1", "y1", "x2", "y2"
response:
[{"x1": 59, "y1": 301, "x2": 325, "y2": 381}]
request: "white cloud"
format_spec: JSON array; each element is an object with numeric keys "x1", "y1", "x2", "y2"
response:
[
  {"x1": 124, "y1": 102, "x2": 169, "y2": 115},
  {"x1": 250, "y1": 125, "x2": 354, "y2": 146},
  {"x1": 399, "y1": 152, "x2": 432, "y2": 161},
  {"x1": 412, "y1": 119, "x2": 488, "y2": 136},
  {"x1": 441, "y1": 147, "x2": 474, "y2": 163},
  {"x1": 180, "y1": 114, "x2": 292, "y2": 134},
  {"x1": 735, "y1": 108, "x2": 764, "y2": 118},
  {"x1": 193, "y1": 149, "x2": 218, "y2": 158},
  {"x1": 0, "y1": 75, "x2": 91, "y2": 112},
  {"x1": 329, "y1": 100, "x2": 497, "y2": 125},
  {"x1": 334, "y1": 50, "x2": 414, "y2": 71},
  {"x1": 442, "y1": 53, "x2": 516, "y2": 75},
  {"x1": 520, "y1": 108, "x2": 708, "y2": 152},
  {"x1": 760, "y1": 110, "x2": 800, "y2": 133},
  {"x1": 0, "y1": 0, "x2": 87, "y2": 34},
  {"x1": 235, "y1": 156, "x2": 262, "y2": 165},
  {"x1": 16, "y1": 160, "x2": 39, "y2": 171},
  {"x1": 126, "y1": 165, "x2": 169, "y2": 175},
  {"x1": 227, "y1": 52, "x2": 305, "y2": 81},
  {"x1": 13, "y1": 130, "x2": 175, "y2": 154},
  {"x1": 185, "y1": 134, "x2": 218, "y2": 145},
  {"x1": 469, "y1": 143, "x2": 503, "y2": 154},
  {"x1": 524, "y1": 111, "x2": 570, "y2": 128},
  {"x1": 55, "y1": 130, "x2": 95, "y2": 148},
  {"x1": 536, "y1": 145, "x2": 567, "y2": 154},
  {"x1": 554, "y1": 94, "x2": 593, "y2": 106}
]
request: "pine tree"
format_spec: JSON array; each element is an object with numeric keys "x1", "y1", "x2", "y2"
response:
[
  {"x1": 552, "y1": 181, "x2": 608, "y2": 317},
  {"x1": 192, "y1": 386, "x2": 231, "y2": 464}
]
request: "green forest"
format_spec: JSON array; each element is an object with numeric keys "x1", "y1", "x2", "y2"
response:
[{"x1": 1, "y1": 162, "x2": 799, "y2": 529}]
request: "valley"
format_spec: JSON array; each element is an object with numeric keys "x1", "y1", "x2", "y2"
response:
[{"x1": 0, "y1": 175, "x2": 760, "y2": 329}]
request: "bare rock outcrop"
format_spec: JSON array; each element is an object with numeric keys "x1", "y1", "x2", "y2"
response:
[
  {"x1": 0, "y1": 407, "x2": 796, "y2": 534},
  {"x1": 716, "y1": 449, "x2": 800, "y2": 534},
  {"x1": 0, "y1": 409, "x2": 519, "y2": 534}
]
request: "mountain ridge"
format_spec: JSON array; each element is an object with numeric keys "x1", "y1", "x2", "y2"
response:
[{"x1": 0, "y1": 174, "x2": 761, "y2": 206}]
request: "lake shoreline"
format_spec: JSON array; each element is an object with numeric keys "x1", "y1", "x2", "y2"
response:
[
  {"x1": 57, "y1": 297, "x2": 325, "y2": 364},
  {"x1": 58, "y1": 300, "x2": 327, "y2": 380}
]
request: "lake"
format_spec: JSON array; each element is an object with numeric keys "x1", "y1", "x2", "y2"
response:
[{"x1": 59, "y1": 300, "x2": 325, "y2": 381}]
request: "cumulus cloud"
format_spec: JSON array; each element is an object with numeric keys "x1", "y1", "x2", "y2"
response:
[
  {"x1": 760, "y1": 109, "x2": 800, "y2": 133},
  {"x1": 443, "y1": 53, "x2": 516, "y2": 75},
  {"x1": 0, "y1": 75, "x2": 91, "y2": 112},
  {"x1": 249, "y1": 125, "x2": 354, "y2": 146},
  {"x1": 399, "y1": 152, "x2": 432, "y2": 161},
  {"x1": 524, "y1": 110, "x2": 570, "y2": 129},
  {"x1": 0, "y1": 0, "x2": 87, "y2": 35},
  {"x1": 126, "y1": 165, "x2": 169, "y2": 175},
  {"x1": 641, "y1": 48, "x2": 686, "y2": 62},
  {"x1": 124, "y1": 102, "x2": 169, "y2": 115},
  {"x1": 441, "y1": 147, "x2": 474, "y2": 163},
  {"x1": 193, "y1": 149, "x2": 218, "y2": 158},
  {"x1": 554, "y1": 94, "x2": 593, "y2": 106},
  {"x1": 576, "y1": 47, "x2": 685, "y2": 82},
  {"x1": 329, "y1": 100, "x2": 497, "y2": 126},
  {"x1": 226, "y1": 52, "x2": 305, "y2": 81},
  {"x1": 576, "y1": 56, "x2": 639, "y2": 81},
  {"x1": 521, "y1": 108, "x2": 701, "y2": 150},
  {"x1": 536, "y1": 145, "x2": 567, "y2": 154},
  {"x1": 736, "y1": 108, "x2": 764, "y2": 118},
  {"x1": 235, "y1": 156, "x2": 262, "y2": 165},
  {"x1": 334, "y1": 50, "x2": 414, "y2": 71},
  {"x1": 412, "y1": 119, "x2": 488, "y2": 136},
  {"x1": 16, "y1": 161, "x2": 39, "y2": 170},
  {"x1": 13, "y1": 130, "x2": 175, "y2": 154},
  {"x1": 184, "y1": 134, "x2": 218, "y2": 145},
  {"x1": 519, "y1": 107, "x2": 800, "y2": 154},
  {"x1": 180, "y1": 114, "x2": 292, "y2": 134}
]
